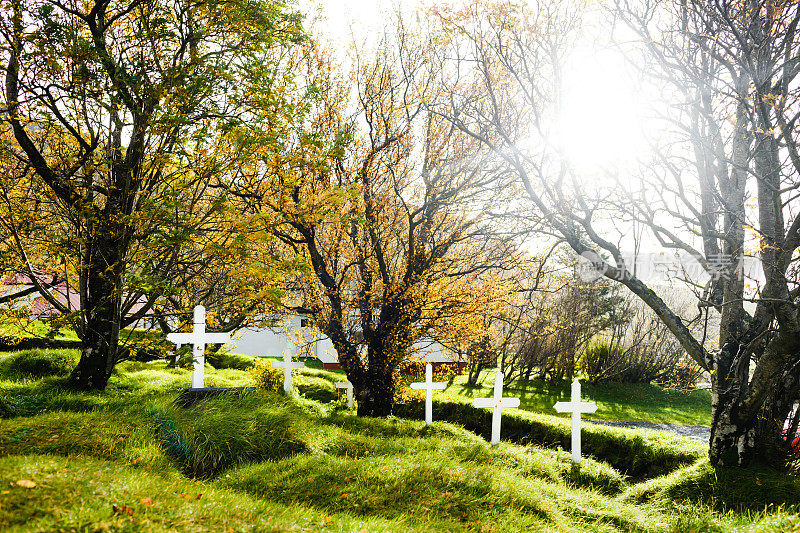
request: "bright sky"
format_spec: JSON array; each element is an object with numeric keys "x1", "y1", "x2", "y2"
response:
[
  {"x1": 300, "y1": 0, "x2": 650, "y2": 175},
  {"x1": 297, "y1": 0, "x2": 713, "y2": 286}
]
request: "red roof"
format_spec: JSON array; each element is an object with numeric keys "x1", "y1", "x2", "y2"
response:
[
  {"x1": 28, "y1": 283, "x2": 154, "y2": 317},
  {"x1": 0, "y1": 270, "x2": 58, "y2": 286}
]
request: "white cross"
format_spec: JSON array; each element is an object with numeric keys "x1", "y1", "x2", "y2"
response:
[
  {"x1": 166, "y1": 305, "x2": 231, "y2": 389},
  {"x1": 336, "y1": 380, "x2": 354, "y2": 408},
  {"x1": 410, "y1": 363, "x2": 446, "y2": 426},
  {"x1": 271, "y1": 350, "x2": 305, "y2": 393},
  {"x1": 554, "y1": 379, "x2": 597, "y2": 464},
  {"x1": 472, "y1": 371, "x2": 520, "y2": 445}
]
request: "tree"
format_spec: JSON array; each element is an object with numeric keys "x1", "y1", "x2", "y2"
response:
[
  {"x1": 231, "y1": 30, "x2": 522, "y2": 416},
  {"x1": 0, "y1": 0, "x2": 304, "y2": 389},
  {"x1": 435, "y1": 0, "x2": 800, "y2": 467}
]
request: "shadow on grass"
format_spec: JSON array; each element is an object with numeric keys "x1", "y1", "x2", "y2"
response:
[{"x1": 626, "y1": 458, "x2": 800, "y2": 511}]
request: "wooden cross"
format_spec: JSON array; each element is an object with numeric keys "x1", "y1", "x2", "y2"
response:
[
  {"x1": 410, "y1": 363, "x2": 446, "y2": 426},
  {"x1": 336, "y1": 380, "x2": 354, "y2": 408},
  {"x1": 554, "y1": 379, "x2": 597, "y2": 464},
  {"x1": 271, "y1": 350, "x2": 305, "y2": 393},
  {"x1": 167, "y1": 305, "x2": 231, "y2": 389},
  {"x1": 472, "y1": 371, "x2": 520, "y2": 445}
]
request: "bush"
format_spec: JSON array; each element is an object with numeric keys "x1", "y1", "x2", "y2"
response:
[
  {"x1": 580, "y1": 337, "x2": 688, "y2": 384},
  {"x1": 394, "y1": 398, "x2": 703, "y2": 479},
  {"x1": 580, "y1": 306, "x2": 694, "y2": 384},
  {"x1": 0, "y1": 349, "x2": 79, "y2": 380},
  {"x1": 249, "y1": 362, "x2": 284, "y2": 392},
  {"x1": 656, "y1": 355, "x2": 705, "y2": 389},
  {"x1": 153, "y1": 392, "x2": 310, "y2": 478}
]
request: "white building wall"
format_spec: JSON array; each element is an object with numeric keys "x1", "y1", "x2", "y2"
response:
[
  {"x1": 225, "y1": 314, "x2": 339, "y2": 364},
  {"x1": 225, "y1": 314, "x2": 455, "y2": 365}
]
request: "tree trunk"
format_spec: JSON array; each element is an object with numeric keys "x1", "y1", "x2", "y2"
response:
[
  {"x1": 709, "y1": 388, "x2": 757, "y2": 467},
  {"x1": 68, "y1": 233, "x2": 124, "y2": 391},
  {"x1": 709, "y1": 344, "x2": 800, "y2": 468},
  {"x1": 710, "y1": 389, "x2": 796, "y2": 468},
  {"x1": 356, "y1": 367, "x2": 395, "y2": 417}
]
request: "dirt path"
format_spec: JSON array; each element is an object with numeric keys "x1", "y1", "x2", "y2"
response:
[{"x1": 588, "y1": 420, "x2": 710, "y2": 441}]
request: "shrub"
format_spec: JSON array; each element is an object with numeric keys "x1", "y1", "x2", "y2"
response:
[
  {"x1": 656, "y1": 355, "x2": 705, "y2": 389},
  {"x1": 579, "y1": 341, "x2": 618, "y2": 382},
  {"x1": 580, "y1": 306, "x2": 693, "y2": 384},
  {"x1": 249, "y1": 362, "x2": 284, "y2": 392},
  {"x1": 0, "y1": 349, "x2": 79, "y2": 380},
  {"x1": 580, "y1": 336, "x2": 687, "y2": 384}
]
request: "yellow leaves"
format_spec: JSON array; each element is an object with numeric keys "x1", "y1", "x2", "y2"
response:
[{"x1": 15, "y1": 479, "x2": 36, "y2": 488}]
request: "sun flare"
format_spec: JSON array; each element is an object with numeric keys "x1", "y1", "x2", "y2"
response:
[{"x1": 555, "y1": 48, "x2": 649, "y2": 173}]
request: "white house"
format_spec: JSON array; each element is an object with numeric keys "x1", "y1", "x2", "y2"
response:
[{"x1": 225, "y1": 314, "x2": 463, "y2": 370}]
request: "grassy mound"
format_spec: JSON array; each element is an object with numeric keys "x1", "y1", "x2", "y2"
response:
[
  {"x1": 295, "y1": 373, "x2": 338, "y2": 402},
  {"x1": 0, "y1": 349, "x2": 79, "y2": 380},
  {"x1": 0, "y1": 454, "x2": 409, "y2": 532},
  {"x1": 0, "y1": 411, "x2": 135, "y2": 460},
  {"x1": 152, "y1": 391, "x2": 312, "y2": 478},
  {"x1": 0, "y1": 360, "x2": 199, "y2": 418},
  {"x1": 395, "y1": 398, "x2": 704, "y2": 479},
  {"x1": 625, "y1": 459, "x2": 800, "y2": 511},
  {"x1": 207, "y1": 351, "x2": 258, "y2": 370},
  {"x1": 4, "y1": 348, "x2": 800, "y2": 532}
]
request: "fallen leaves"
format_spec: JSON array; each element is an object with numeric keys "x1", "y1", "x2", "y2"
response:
[
  {"x1": 178, "y1": 492, "x2": 203, "y2": 500},
  {"x1": 16, "y1": 480, "x2": 36, "y2": 489},
  {"x1": 112, "y1": 503, "x2": 134, "y2": 516},
  {"x1": 141, "y1": 497, "x2": 154, "y2": 506}
]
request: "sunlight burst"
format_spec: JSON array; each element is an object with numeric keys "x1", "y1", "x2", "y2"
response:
[{"x1": 555, "y1": 49, "x2": 648, "y2": 173}]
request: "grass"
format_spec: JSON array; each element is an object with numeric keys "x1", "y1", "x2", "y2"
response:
[
  {"x1": 271, "y1": 355, "x2": 711, "y2": 425},
  {"x1": 0, "y1": 348, "x2": 797, "y2": 532},
  {"x1": 394, "y1": 399, "x2": 705, "y2": 479},
  {"x1": 0, "y1": 319, "x2": 80, "y2": 343},
  {"x1": 438, "y1": 370, "x2": 711, "y2": 426}
]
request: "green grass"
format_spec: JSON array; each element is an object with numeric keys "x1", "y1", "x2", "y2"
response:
[
  {"x1": 437, "y1": 369, "x2": 711, "y2": 426},
  {"x1": 0, "y1": 319, "x2": 80, "y2": 343},
  {"x1": 0, "y1": 348, "x2": 79, "y2": 380},
  {"x1": 0, "y1": 348, "x2": 797, "y2": 532},
  {"x1": 260, "y1": 356, "x2": 710, "y2": 425},
  {"x1": 0, "y1": 454, "x2": 415, "y2": 532}
]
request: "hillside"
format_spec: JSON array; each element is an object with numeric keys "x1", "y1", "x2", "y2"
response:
[{"x1": 0, "y1": 350, "x2": 798, "y2": 532}]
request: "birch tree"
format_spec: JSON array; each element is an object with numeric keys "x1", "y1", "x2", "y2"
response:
[{"x1": 436, "y1": 0, "x2": 800, "y2": 468}]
